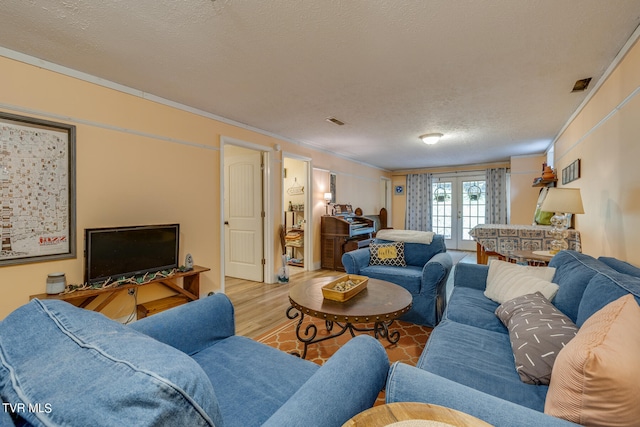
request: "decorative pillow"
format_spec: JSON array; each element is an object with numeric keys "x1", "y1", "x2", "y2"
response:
[
  {"x1": 496, "y1": 292, "x2": 578, "y2": 385},
  {"x1": 369, "y1": 241, "x2": 406, "y2": 267},
  {"x1": 544, "y1": 294, "x2": 640, "y2": 426},
  {"x1": 0, "y1": 299, "x2": 221, "y2": 426},
  {"x1": 485, "y1": 260, "x2": 557, "y2": 304},
  {"x1": 534, "y1": 208, "x2": 554, "y2": 225}
]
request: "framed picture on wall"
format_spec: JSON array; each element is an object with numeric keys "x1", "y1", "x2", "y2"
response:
[
  {"x1": 329, "y1": 172, "x2": 336, "y2": 203},
  {"x1": 0, "y1": 112, "x2": 76, "y2": 266},
  {"x1": 562, "y1": 159, "x2": 581, "y2": 185}
]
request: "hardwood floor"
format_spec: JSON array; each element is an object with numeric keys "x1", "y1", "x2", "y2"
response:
[
  {"x1": 224, "y1": 249, "x2": 475, "y2": 339},
  {"x1": 225, "y1": 269, "x2": 341, "y2": 339}
]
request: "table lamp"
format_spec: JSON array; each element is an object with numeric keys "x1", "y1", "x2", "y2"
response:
[
  {"x1": 324, "y1": 192, "x2": 333, "y2": 215},
  {"x1": 540, "y1": 188, "x2": 584, "y2": 254}
]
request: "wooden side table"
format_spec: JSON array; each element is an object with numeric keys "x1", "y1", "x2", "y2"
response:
[{"x1": 343, "y1": 402, "x2": 492, "y2": 427}]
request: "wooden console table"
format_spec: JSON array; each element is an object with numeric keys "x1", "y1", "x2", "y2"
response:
[{"x1": 30, "y1": 265, "x2": 210, "y2": 317}]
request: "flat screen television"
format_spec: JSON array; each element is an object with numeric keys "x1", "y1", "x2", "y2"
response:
[{"x1": 84, "y1": 224, "x2": 180, "y2": 284}]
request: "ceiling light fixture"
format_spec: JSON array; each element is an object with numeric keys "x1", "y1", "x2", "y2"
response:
[{"x1": 419, "y1": 133, "x2": 443, "y2": 145}]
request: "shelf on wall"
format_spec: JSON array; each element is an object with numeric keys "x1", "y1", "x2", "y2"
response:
[{"x1": 532, "y1": 178, "x2": 557, "y2": 187}]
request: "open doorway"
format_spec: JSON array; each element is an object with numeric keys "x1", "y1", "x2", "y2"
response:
[{"x1": 282, "y1": 155, "x2": 311, "y2": 276}]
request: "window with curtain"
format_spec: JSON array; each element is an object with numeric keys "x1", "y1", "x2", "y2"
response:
[
  {"x1": 485, "y1": 167, "x2": 509, "y2": 224},
  {"x1": 405, "y1": 173, "x2": 432, "y2": 231}
]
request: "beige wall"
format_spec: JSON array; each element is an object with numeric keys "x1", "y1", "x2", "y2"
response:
[
  {"x1": 0, "y1": 55, "x2": 390, "y2": 319},
  {"x1": 509, "y1": 155, "x2": 547, "y2": 224},
  {"x1": 552, "y1": 38, "x2": 640, "y2": 264},
  {"x1": 391, "y1": 175, "x2": 408, "y2": 229}
]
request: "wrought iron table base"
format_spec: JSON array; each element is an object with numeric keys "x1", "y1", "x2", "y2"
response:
[{"x1": 286, "y1": 305, "x2": 400, "y2": 359}]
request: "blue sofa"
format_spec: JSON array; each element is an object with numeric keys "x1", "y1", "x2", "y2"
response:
[
  {"x1": 341, "y1": 235, "x2": 452, "y2": 327},
  {"x1": 386, "y1": 250, "x2": 640, "y2": 426},
  {"x1": 0, "y1": 294, "x2": 389, "y2": 427}
]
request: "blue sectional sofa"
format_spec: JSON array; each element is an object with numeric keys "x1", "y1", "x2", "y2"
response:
[
  {"x1": 0, "y1": 294, "x2": 389, "y2": 427},
  {"x1": 341, "y1": 234, "x2": 452, "y2": 326},
  {"x1": 386, "y1": 250, "x2": 640, "y2": 426}
]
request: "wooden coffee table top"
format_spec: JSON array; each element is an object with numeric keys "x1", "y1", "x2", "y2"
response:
[
  {"x1": 289, "y1": 276, "x2": 412, "y2": 323},
  {"x1": 343, "y1": 402, "x2": 492, "y2": 427}
]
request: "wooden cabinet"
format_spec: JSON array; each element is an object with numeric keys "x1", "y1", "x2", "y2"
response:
[
  {"x1": 321, "y1": 214, "x2": 374, "y2": 271},
  {"x1": 321, "y1": 233, "x2": 348, "y2": 271}
]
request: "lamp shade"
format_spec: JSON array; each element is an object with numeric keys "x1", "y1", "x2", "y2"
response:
[
  {"x1": 324, "y1": 192, "x2": 332, "y2": 202},
  {"x1": 541, "y1": 188, "x2": 584, "y2": 214}
]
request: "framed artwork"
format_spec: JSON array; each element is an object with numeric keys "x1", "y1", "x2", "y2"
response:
[
  {"x1": 329, "y1": 172, "x2": 336, "y2": 203},
  {"x1": 0, "y1": 112, "x2": 76, "y2": 266},
  {"x1": 562, "y1": 159, "x2": 581, "y2": 185}
]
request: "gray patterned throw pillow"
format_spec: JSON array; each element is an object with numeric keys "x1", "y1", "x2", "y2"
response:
[
  {"x1": 496, "y1": 292, "x2": 578, "y2": 385},
  {"x1": 369, "y1": 241, "x2": 406, "y2": 267}
]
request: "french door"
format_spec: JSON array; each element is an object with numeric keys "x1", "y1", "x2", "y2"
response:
[{"x1": 431, "y1": 175, "x2": 486, "y2": 251}]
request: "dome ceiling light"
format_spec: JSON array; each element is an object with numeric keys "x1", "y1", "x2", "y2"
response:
[{"x1": 419, "y1": 133, "x2": 443, "y2": 145}]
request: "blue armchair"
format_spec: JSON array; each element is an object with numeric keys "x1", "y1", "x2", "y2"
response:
[
  {"x1": 0, "y1": 294, "x2": 389, "y2": 427},
  {"x1": 341, "y1": 235, "x2": 452, "y2": 327}
]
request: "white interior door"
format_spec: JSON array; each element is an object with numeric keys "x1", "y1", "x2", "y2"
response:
[
  {"x1": 432, "y1": 175, "x2": 486, "y2": 251},
  {"x1": 224, "y1": 147, "x2": 264, "y2": 281}
]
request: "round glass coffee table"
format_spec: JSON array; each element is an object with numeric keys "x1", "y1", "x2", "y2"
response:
[{"x1": 287, "y1": 276, "x2": 412, "y2": 359}]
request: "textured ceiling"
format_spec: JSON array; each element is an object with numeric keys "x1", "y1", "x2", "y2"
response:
[{"x1": 1, "y1": 1, "x2": 639, "y2": 171}]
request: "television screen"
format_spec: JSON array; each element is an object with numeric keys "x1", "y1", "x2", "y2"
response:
[{"x1": 84, "y1": 224, "x2": 180, "y2": 284}]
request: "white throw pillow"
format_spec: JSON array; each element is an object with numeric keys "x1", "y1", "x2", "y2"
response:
[{"x1": 484, "y1": 260, "x2": 558, "y2": 304}]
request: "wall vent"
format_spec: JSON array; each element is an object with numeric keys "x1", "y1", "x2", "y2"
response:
[
  {"x1": 571, "y1": 78, "x2": 592, "y2": 92},
  {"x1": 325, "y1": 117, "x2": 345, "y2": 126}
]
